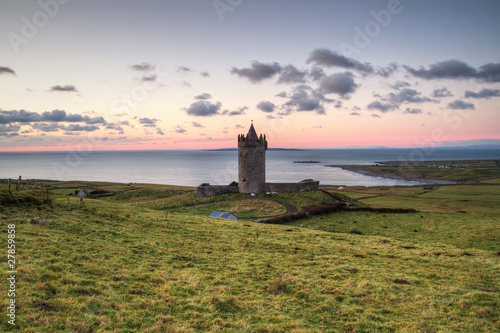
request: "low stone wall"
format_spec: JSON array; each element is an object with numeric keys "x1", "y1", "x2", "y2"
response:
[
  {"x1": 197, "y1": 185, "x2": 240, "y2": 198},
  {"x1": 262, "y1": 181, "x2": 319, "y2": 193}
]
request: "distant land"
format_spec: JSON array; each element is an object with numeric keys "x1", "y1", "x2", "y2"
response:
[{"x1": 205, "y1": 148, "x2": 304, "y2": 151}]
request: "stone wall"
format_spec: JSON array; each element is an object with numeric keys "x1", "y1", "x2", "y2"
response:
[
  {"x1": 262, "y1": 181, "x2": 319, "y2": 193},
  {"x1": 197, "y1": 184, "x2": 240, "y2": 198}
]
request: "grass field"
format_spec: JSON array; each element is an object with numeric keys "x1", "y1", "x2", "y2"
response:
[{"x1": 0, "y1": 175, "x2": 499, "y2": 332}]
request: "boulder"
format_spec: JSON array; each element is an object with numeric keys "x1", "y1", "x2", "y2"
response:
[{"x1": 30, "y1": 217, "x2": 50, "y2": 226}]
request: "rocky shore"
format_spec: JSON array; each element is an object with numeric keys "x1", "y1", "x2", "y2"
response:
[{"x1": 325, "y1": 165, "x2": 456, "y2": 185}]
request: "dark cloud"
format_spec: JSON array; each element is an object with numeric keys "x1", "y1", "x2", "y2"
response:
[
  {"x1": 230, "y1": 61, "x2": 282, "y2": 83},
  {"x1": 0, "y1": 66, "x2": 16, "y2": 75},
  {"x1": 282, "y1": 85, "x2": 328, "y2": 114},
  {"x1": 367, "y1": 101, "x2": 397, "y2": 113},
  {"x1": 40, "y1": 110, "x2": 106, "y2": 124},
  {"x1": 0, "y1": 110, "x2": 42, "y2": 124},
  {"x1": 376, "y1": 63, "x2": 399, "y2": 77},
  {"x1": 319, "y1": 72, "x2": 358, "y2": 97},
  {"x1": 185, "y1": 101, "x2": 222, "y2": 116},
  {"x1": 256, "y1": 101, "x2": 276, "y2": 113},
  {"x1": 0, "y1": 124, "x2": 21, "y2": 133},
  {"x1": 140, "y1": 74, "x2": 157, "y2": 82},
  {"x1": 432, "y1": 87, "x2": 453, "y2": 98},
  {"x1": 447, "y1": 100, "x2": 475, "y2": 110},
  {"x1": 387, "y1": 88, "x2": 433, "y2": 104},
  {"x1": 464, "y1": 88, "x2": 500, "y2": 99},
  {"x1": 307, "y1": 48, "x2": 374, "y2": 74},
  {"x1": 222, "y1": 106, "x2": 247, "y2": 116},
  {"x1": 32, "y1": 123, "x2": 62, "y2": 132},
  {"x1": 177, "y1": 66, "x2": 191, "y2": 73},
  {"x1": 350, "y1": 112, "x2": 361, "y2": 116},
  {"x1": 308, "y1": 66, "x2": 326, "y2": 81},
  {"x1": 371, "y1": 114, "x2": 381, "y2": 118},
  {"x1": 200, "y1": 71, "x2": 210, "y2": 78},
  {"x1": 388, "y1": 80, "x2": 411, "y2": 90},
  {"x1": 276, "y1": 65, "x2": 307, "y2": 84},
  {"x1": 50, "y1": 85, "x2": 78, "y2": 92},
  {"x1": 194, "y1": 93, "x2": 212, "y2": 100},
  {"x1": 105, "y1": 123, "x2": 124, "y2": 133},
  {"x1": 192, "y1": 122, "x2": 204, "y2": 128},
  {"x1": 235, "y1": 124, "x2": 244, "y2": 129},
  {"x1": 0, "y1": 132, "x2": 19, "y2": 137},
  {"x1": 477, "y1": 63, "x2": 500, "y2": 82},
  {"x1": 404, "y1": 59, "x2": 500, "y2": 82},
  {"x1": 404, "y1": 107, "x2": 423, "y2": 114},
  {"x1": 157, "y1": 128, "x2": 165, "y2": 135},
  {"x1": 175, "y1": 127, "x2": 186, "y2": 134},
  {"x1": 62, "y1": 124, "x2": 99, "y2": 132},
  {"x1": 275, "y1": 91, "x2": 287, "y2": 98},
  {"x1": 139, "y1": 117, "x2": 158, "y2": 127},
  {"x1": 131, "y1": 63, "x2": 154, "y2": 72}
]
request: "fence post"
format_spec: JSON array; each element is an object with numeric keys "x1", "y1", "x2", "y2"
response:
[{"x1": 16, "y1": 176, "x2": 21, "y2": 191}]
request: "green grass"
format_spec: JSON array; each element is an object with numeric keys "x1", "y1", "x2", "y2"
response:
[{"x1": 0, "y1": 180, "x2": 499, "y2": 332}]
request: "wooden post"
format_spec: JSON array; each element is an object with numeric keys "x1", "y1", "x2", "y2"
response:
[
  {"x1": 16, "y1": 176, "x2": 21, "y2": 192},
  {"x1": 8, "y1": 178, "x2": 11, "y2": 193}
]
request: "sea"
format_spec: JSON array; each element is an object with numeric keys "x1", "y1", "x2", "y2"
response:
[{"x1": 0, "y1": 147, "x2": 499, "y2": 187}]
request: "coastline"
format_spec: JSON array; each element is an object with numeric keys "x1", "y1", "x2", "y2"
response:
[{"x1": 325, "y1": 165, "x2": 457, "y2": 185}]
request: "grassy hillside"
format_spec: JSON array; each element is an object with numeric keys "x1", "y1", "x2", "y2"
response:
[{"x1": 0, "y1": 180, "x2": 499, "y2": 332}]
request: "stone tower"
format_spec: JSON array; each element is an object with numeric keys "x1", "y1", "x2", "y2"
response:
[{"x1": 238, "y1": 123, "x2": 267, "y2": 194}]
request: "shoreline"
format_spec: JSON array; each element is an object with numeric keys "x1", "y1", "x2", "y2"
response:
[{"x1": 325, "y1": 165, "x2": 457, "y2": 185}]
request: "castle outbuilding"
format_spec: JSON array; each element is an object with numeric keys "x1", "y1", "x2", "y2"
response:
[{"x1": 197, "y1": 123, "x2": 319, "y2": 198}]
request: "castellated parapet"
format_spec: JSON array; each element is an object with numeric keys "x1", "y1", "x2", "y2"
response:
[{"x1": 238, "y1": 123, "x2": 267, "y2": 194}]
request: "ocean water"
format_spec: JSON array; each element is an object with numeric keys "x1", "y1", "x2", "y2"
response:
[{"x1": 0, "y1": 148, "x2": 498, "y2": 187}]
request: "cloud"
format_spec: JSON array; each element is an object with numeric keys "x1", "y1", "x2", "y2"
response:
[
  {"x1": 367, "y1": 101, "x2": 397, "y2": 113},
  {"x1": 308, "y1": 66, "x2": 326, "y2": 81},
  {"x1": 192, "y1": 122, "x2": 204, "y2": 128},
  {"x1": 0, "y1": 110, "x2": 42, "y2": 123},
  {"x1": 235, "y1": 124, "x2": 244, "y2": 129},
  {"x1": 387, "y1": 88, "x2": 433, "y2": 104},
  {"x1": 185, "y1": 101, "x2": 222, "y2": 116},
  {"x1": 200, "y1": 71, "x2": 210, "y2": 78},
  {"x1": 0, "y1": 132, "x2": 19, "y2": 137},
  {"x1": 276, "y1": 65, "x2": 307, "y2": 84},
  {"x1": 432, "y1": 87, "x2": 453, "y2": 98},
  {"x1": 464, "y1": 88, "x2": 500, "y2": 99},
  {"x1": 222, "y1": 106, "x2": 247, "y2": 116},
  {"x1": 404, "y1": 59, "x2": 477, "y2": 80},
  {"x1": 157, "y1": 128, "x2": 165, "y2": 135},
  {"x1": 32, "y1": 123, "x2": 62, "y2": 132},
  {"x1": 139, "y1": 117, "x2": 158, "y2": 127},
  {"x1": 177, "y1": 66, "x2": 191, "y2": 73},
  {"x1": 404, "y1": 107, "x2": 423, "y2": 114},
  {"x1": 231, "y1": 61, "x2": 282, "y2": 83},
  {"x1": 256, "y1": 101, "x2": 276, "y2": 113},
  {"x1": 140, "y1": 74, "x2": 157, "y2": 82},
  {"x1": 0, "y1": 66, "x2": 16, "y2": 75},
  {"x1": 282, "y1": 85, "x2": 329, "y2": 114},
  {"x1": 62, "y1": 124, "x2": 99, "y2": 132},
  {"x1": 50, "y1": 85, "x2": 78, "y2": 92},
  {"x1": 131, "y1": 63, "x2": 154, "y2": 72},
  {"x1": 194, "y1": 93, "x2": 212, "y2": 100},
  {"x1": 389, "y1": 80, "x2": 411, "y2": 90},
  {"x1": 477, "y1": 63, "x2": 500, "y2": 82},
  {"x1": 175, "y1": 127, "x2": 186, "y2": 134},
  {"x1": 307, "y1": 48, "x2": 374, "y2": 74},
  {"x1": 350, "y1": 112, "x2": 361, "y2": 116},
  {"x1": 0, "y1": 124, "x2": 21, "y2": 133},
  {"x1": 404, "y1": 60, "x2": 500, "y2": 82},
  {"x1": 319, "y1": 72, "x2": 358, "y2": 97},
  {"x1": 371, "y1": 114, "x2": 381, "y2": 118},
  {"x1": 447, "y1": 100, "x2": 475, "y2": 110}
]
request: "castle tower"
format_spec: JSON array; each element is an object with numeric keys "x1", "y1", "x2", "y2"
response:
[{"x1": 238, "y1": 122, "x2": 267, "y2": 194}]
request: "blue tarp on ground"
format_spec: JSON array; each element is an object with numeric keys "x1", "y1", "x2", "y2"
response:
[{"x1": 209, "y1": 211, "x2": 237, "y2": 220}]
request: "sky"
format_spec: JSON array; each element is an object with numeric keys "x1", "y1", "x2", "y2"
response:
[{"x1": 1, "y1": 0, "x2": 500, "y2": 151}]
